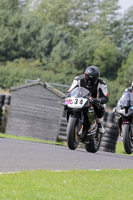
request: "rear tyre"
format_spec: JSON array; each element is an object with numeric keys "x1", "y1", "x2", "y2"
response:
[
  {"x1": 85, "y1": 134, "x2": 102, "y2": 153},
  {"x1": 67, "y1": 116, "x2": 79, "y2": 150},
  {"x1": 122, "y1": 124, "x2": 133, "y2": 154}
]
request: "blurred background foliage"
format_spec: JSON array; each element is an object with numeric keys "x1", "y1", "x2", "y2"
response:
[{"x1": 0, "y1": 0, "x2": 133, "y2": 108}]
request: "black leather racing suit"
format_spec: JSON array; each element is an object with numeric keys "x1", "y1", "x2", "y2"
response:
[{"x1": 68, "y1": 75, "x2": 109, "y2": 118}]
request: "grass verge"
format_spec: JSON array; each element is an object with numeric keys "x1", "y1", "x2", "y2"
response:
[
  {"x1": 0, "y1": 169, "x2": 133, "y2": 200},
  {"x1": 115, "y1": 141, "x2": 133, "y2": 155},
  {"x1": 0, "y1": 133, "x2": 63, "y2": 146},
  {"x1": 115, "y1": 142, "x2": 128, "y2": 155}
]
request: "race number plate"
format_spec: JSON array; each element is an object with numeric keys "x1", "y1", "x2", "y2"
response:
[{"x1": 66, "y1": 97, "x2": 87, "y2": 108}]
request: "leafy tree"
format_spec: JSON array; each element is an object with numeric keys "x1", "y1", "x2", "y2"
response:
[
  {"x1": 35, "y1": 0, "x2": 73, "y2": 26},
  {"x1": 0, "y1": 58, "x2": 75, "y2": 88},
  {"x1": 47, "y1": 41, "x2": 71, "y2": 72},
  {"x1": 0, "y1": 59, "x2": 42, "y2": 88},
  {"x1": 0, "y1": 0, "x2": 23, "y2": 61},
  {"x1": 70, "y1": 30, "x2": 100, "y2": 72},
  {"x1": 19, "y1": 0, "x2": 29, "y2": 8},
  {"x1": 36, "y1": 22, "x2": 60, "y2": 65},
  {"x1": 63, "y1": 0, "x2": 120, "y2": 34},
  {"x1": 96, "y1": 0, "x2": 120, "y2": 32},
  {"x1": 105, "y1": 79, "x2": 125, "y2": 108},
  {"x1": 93, "y1": 36, "x2": 119, "y2": 79},
  {"x1": 17, "y1": 14, "x2": 42, "y2": 59},
  {"x1": 121, "y1": 6, "x2": 133, "y2": 47},
  {"x1": 117, "y1": 49, "x2": 133, "y2": 87},
  {"x1": 70, "y1": 30, "x2": 120, "y2": 80}
]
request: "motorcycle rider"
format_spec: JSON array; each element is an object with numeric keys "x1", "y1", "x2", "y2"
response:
[
  {"x1": 116, "y1": 81, "x2": 133, "y2": 108},
  {"x1": 114, "y1": 81, "x2": 133, "y2": 140},
  {"x1": 124, "y1": 81, "x2": 133, "y2": 93},
  {"x1": 116, "y1": 82, "x2": 133, "y2": 107},
  {"x1": 67, "y1": 66, "x2": 109, "y2": 134}
]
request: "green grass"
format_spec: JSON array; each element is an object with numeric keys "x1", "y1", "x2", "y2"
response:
[
  {"x1": 115, "y1": 142, "x2": 133, "y2": 155},
  {"x1": 0, "y1": 169, "x2": 133, "y2": 200},
  {"x1": 0, "y1": 133, "x2": 63, "y2": 146},
  {"x1": 115, "y1": 142, "x2": 127, "y2": 154}
]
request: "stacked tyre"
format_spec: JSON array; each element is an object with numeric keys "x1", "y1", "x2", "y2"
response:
[
  {"x1": 0, "y1": 94, "x2": 11, "y2": 133},
  {"x1": 57, "y1": 110, "x2": 67, "y2": 141},
  {"x1": 4, "y1": 95, "x2": 11, "y2": 106},
  {"x1": 0, "y1": 95, "x2": 5, "y2": 129},
  {"x1": 99, "y1": 112, "x2": 119, "y2": 153}
]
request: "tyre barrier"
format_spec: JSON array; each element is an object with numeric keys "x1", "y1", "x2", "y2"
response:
[
  {"x1": 0, "y1": 95, "x2": 5, "y2": 108},
  {"x1": 99, "y1": 112, "x2": 119, "y2": 153},
  {"x1": 0, "y1": 94, "x2": 11, "y2": 132},
  {"x1": 0, "y1": 94, "x2": 11, "y2": 107},
  {"x1": 0, "y1": 107, "x2": 3, "y2": 128},
  {"x1": 58, "y1": 110, "x2": 67, "y2": 141},
  {"x1": 58, "y1": 111, "x2": 120, "y2": 153},
  {"x1": 4, "y1": 95, "x2": 11, "y2": 105}
]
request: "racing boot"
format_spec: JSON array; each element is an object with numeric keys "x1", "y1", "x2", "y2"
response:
[{"x1": 97, "y1": 118, "x2": 105, "y2": 134}]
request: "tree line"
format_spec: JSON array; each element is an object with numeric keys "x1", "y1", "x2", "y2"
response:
[{"x1": 0, "y1": 0, "x2": 133, "y2": 108}]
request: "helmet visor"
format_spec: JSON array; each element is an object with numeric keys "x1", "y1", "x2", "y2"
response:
[{"x1": 84, "y1": 73, "x2": 96, "y2": 86}]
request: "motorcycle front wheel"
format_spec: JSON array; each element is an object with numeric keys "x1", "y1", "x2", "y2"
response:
[
  {"x1": 67, "y1": 116, "x2": 79, "y2": 150},
  {"x1": 122, "y1": 124, "x2": 133, "y2": 154},
  {"x1": 85, "y1": 134, "x2": 102, "y2": 153}
]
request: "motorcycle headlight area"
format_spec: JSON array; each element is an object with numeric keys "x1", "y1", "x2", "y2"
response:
[{"x1": 130, "y1": 106, "x2": 133, "y2": 110}]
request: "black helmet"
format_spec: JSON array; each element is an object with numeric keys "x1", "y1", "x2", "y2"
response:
[{"x1": 84, "y1": 66, "x2": 100, "y2": 86}]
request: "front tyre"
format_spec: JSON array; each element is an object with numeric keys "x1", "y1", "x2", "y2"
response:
[
  {"x1": 85, "y1": 134, "x2": 102, "y2": 153},
  {"x1": 122, "y1": 124, "x2": 133, "y2": 154},
  {"x1": 67, "y1": 116, "x2": 79, "y2": 150}
]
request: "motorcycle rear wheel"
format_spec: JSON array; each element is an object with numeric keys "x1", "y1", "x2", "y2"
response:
[
  {"x1": 67, "y1": 116, "x2": 79, "y2": 150},
  {"x1": 85, "y1": 134, "x2": 101, "y2": 153},
  {"x1": 122, "y1": 124, "x2": 133, "y2": 154}
]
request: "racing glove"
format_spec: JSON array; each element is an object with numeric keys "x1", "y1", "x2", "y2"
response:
[{"x1": 90, "y1": 98, "x2": 102, "y2": 105}]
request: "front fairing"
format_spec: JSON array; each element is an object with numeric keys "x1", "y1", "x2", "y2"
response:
[
  {"x1": 116, "y1": 106, "x2": 133, "y2": 117},
  {"x1": 119, "y1": 91, "x2": 133, "y2": 107},
  {"x1": 63, "y1": 87, "x2": 91, "y2": 109},
  {"x1": 116, "y1": 92, "x2": 133, "y2": 117}
]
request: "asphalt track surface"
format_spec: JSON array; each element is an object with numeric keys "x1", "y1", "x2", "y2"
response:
[{"x1": 0, "y1": 138, "x2": 133, "y2": 172}]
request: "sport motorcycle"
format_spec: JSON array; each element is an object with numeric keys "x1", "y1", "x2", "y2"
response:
[
  {"x1": 63, "y1": 87, "x2": 102, "y2": 153},
  {"x1": 114, "y1": 91, "x2": 133, "y2": 154}
]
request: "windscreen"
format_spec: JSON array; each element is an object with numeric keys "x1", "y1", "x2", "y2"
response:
[
  {"x1": 121, "y1": 91, "x2": 133, "y2": 107},
  {"x1": 67, "y1": 87, "x2": 90, "y2": 98}
]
